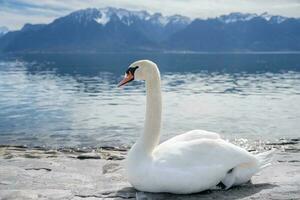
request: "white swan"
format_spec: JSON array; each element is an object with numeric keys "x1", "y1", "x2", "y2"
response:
[{"x1": 118, "y1": 60, "x2": 273, "y2": 194}]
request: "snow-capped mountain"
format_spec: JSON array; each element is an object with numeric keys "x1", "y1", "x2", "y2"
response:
[
  {"x1": 65, "y1": 7, "x2": 191, "y2": 27},
  {"x1": 218, "y1": 12, "x2": 258, "y2": 23},
  {"x1": 258, "y1": 12, "x2": 289, "y2": 23},
  {"x1": 218, "y1": 12, "x2": 289, "y2": 24},
  {"x1": 65, "y1": 7, "x2": 152, "y2": 26},
  {"x1": 0, "y1": 7, "x2": 192, "y2": 52},
  {"x1": 47, "y1": 7, "x2": 192, "y2": 43},
  {"x1": 0, "y1": 8, "x2": 299, "y2": 52},
  {"x1": 167, "y1": 15, "x2": 191, "y2": 25},
  {"x1": 95, "y1": 7, "x2": 151, "y2": 26},
  {"x1": 0, "y1": 26, "x2": 9, "y2": 37}
]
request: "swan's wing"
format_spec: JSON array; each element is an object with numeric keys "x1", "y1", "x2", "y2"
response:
[
  {"x1": 159, "y1": 130, "x2": 220, "y2": 149},
  {"x1": 147, "y1": 138, "x2": 257, "y2": 193},
  {"x1": 154, "y1": 138, "x2": 256, "y2": 171}
]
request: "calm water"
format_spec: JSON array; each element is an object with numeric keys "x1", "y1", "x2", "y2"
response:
[{"x1": 0, "y1": 53, "x2": 300, "y2": 148}]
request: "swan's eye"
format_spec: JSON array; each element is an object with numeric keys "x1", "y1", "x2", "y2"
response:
[{"x1": 126, "y1": 66, "x2": 139, "y2": 76}]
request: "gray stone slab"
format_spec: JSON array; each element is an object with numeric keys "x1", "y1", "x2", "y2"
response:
[{"x1": 0, "y1": 145, "x2": 299, "y2": 199}]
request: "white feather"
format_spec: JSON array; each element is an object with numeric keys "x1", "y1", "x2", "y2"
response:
[{"x1": 124, "y1": 60, "x2": 274, "y2": 194}]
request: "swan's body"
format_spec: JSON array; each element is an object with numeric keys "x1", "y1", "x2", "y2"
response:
[{"x1": 119, "y1": 60, "x2": 273, "y2": 194}]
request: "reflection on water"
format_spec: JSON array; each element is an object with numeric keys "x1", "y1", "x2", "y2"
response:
[{"x1": 0, "y1": 53, "x2": 300, "y2": 147}]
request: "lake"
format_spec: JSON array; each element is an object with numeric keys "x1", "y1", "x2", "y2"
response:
[{"x1": 0, "y1": 53, "x2": 300, "y2": 148}]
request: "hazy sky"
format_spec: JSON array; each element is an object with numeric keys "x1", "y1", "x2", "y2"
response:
[{"x1": 1, "y1": 0, "x2": 300, "y2": 30}]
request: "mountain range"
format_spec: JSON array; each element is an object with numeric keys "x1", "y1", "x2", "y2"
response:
[
  {"x1": 0, "y1": 7, "x2": 300, "y2": 52},
  {"x1": 0, "y1": 26, "x2": 9, "y2": 37}
]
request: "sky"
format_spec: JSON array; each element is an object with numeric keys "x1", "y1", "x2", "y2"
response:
[{"x1": 1, "y1": 0, "x2": 300, "y2": 30}]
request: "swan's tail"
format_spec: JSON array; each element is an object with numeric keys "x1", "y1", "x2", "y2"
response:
[
  {"x1": 255, "y1": 148, "x2": 276, "y2": 171},
  {"x1": 220, "y1": 149, "x2": 276, "y2": 189}
]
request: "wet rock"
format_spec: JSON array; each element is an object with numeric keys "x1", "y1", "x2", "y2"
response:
[
  {"x1": 25, "y1": 167, "x2": 52, "y2": 171},
  {"x1": 291, "y1": 138, "x2": 300, "y2": 142},
  {"x1": 101, "y1": 151, "x2": 126, "y2": 160},
  {"x1": 3, "y1": 153, "x2": 13, "y2": 159},
  {"x1": 44, "y1": 150, "x2": 58, "y2": 154},
  {"x1": 74, "y1": 194, "x2": 103, "y2": 198},
  {"x1": 283, "y1": 147, "x2": 300, "y2": 153},
  {"x1": 102, "y1": 163, "x2": 121, "y2": 174},
  {"x1": 0, "y1": 144, "x2": 27, "y2": 148},
  {"x1": 77, "y1": 152, "x2": 101, "y2": 160},
  {"x1": 101, "y1": 146, "x2": 129, "y2": 152},
  {"x1": 32, "y1": 146, "x2": 47, "y2": 151},
  {"x1": 24, "y1": 153, "x2": 42, "y2": 159},
  {"x1": 7, "y1": 147, "x2": 27, "y2": 152},
  {"x1": 288, "y1": 160, "x2": 300, "y2": 163},
  {"x1": 267, "y1": 141, "x2": 298, "y2": 145},
  {"x1": 106, "y1": 154, "x2": 125, "y2": 160}
]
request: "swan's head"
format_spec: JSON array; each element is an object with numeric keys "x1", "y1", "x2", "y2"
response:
[{"x1": 118, "y1": 60, "x2": 159, "y2": 87}]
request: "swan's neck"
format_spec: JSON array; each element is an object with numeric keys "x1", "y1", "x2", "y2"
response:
[{"x1": 138, "y1": 70, "x2": 162, "y2": 155}]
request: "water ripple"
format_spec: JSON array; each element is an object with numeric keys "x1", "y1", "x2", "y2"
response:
[{"x1": 0, "y1": 58, "x2": 300, "y2": 148}]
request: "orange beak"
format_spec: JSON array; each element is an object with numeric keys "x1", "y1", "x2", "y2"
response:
[{"x1": 118, "y1": 72, "x2": 134, "y2": 87}]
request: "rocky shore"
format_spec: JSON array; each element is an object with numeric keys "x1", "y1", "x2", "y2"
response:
[{"x1": 0, "y1": 139, "x2": 299, "y2": 200}]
